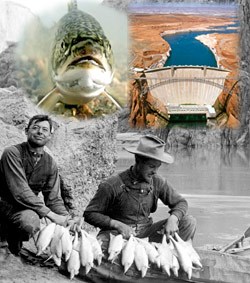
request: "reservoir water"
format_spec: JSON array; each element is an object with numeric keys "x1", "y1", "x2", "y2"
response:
[
  {"x1": 117, "y1": 146, "x2": 250, "y2": 197},
  {"x1": 163, "y1": 25, "x2": 238, "y2": 67},
  {"x1": 129, "y1": 2, "x2": 238, "y2": 67}
]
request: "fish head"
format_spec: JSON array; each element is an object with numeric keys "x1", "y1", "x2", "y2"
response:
[{"x1": 50, "y1": 9, "x2": 114, "y2": 105}]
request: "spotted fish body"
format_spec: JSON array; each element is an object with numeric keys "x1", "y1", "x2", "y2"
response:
[{"x1": 38, "y1": 0, "x2": 114, "y2": 109}]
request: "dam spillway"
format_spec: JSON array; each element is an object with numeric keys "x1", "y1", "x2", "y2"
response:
[{"x1": 135, "y1": 66, "x2": 230, "y2": 121}]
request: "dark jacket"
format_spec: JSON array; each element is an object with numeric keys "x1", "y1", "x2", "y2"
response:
[
  {"x1": 0, "y1": 142, "x2": 68, "y2": 217},
  {"x1": 84, "y1": 167, "x2": 188, "y2": 230}
]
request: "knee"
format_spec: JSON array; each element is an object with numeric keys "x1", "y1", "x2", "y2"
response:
[
  {"x1": 183, "y1": 215, "x2": 197, "y2": 229},
  {"x1": 179, "y1": 214, "x2": 197, "y2": 241},
  {"x1": 17, "y1": 210, "x2": 40, "y2": 236}
]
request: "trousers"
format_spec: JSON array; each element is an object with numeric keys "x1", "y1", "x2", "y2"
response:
[
  {"x1": 0, "y1": 200, "x2": 40, "y2": 242},
  {"x1": 98, "y1": 214, "x2": 196, "y2": 243}
]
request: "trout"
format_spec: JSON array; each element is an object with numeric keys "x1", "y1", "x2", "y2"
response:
[
  {"x1": 38, "y1": 0, "x2": 114, "y2": 112},
  {"x1": 134, "y1": 241, "x2": 149, "y2": 278},
  {"x1": 67, "y1": 233, "x2": 81, "y2": 280},
  {"x1": 36, "y1": 222, "x2": 56, "y2": 256},
  {"x1": 121, "y1": 235, "x2": 136, "y2": 273},
  {"x1": 79, "y1": 230, "x2": 94, "y2": 274},
  {"x1": 169, "y1": 235, "x2": 193, "y2": 280},
  {"x1": 108, "y1": 233, "x2": 124, "y2": 262},
  {"x1": 174, "y1": 232, "x2": 202, "y2": 268}
]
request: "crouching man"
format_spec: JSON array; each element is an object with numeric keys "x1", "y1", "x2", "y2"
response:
[
  {"x1": 0, "y1": 115, "x2": 79, "y2": 255},
  {"x1": 84, "y1": 135, "x2": 196, "y2": 244}
]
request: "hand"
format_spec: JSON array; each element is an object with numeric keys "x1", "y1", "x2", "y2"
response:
[
  {"x1": 164, "y1": 214, "x2": 179, "y2": 239},
  {"x1": 110, "y1": 219, "x2": 135, "y2": 239},
  {"x1": 46, "y1": 211, "x2": 69, "y2": 227},
  {"x1": 67, "y1": 216, "x2": 84, "y2": 232}
]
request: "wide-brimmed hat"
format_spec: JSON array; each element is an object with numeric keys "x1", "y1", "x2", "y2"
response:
[{"x1": 124, "y1": 135, "x2": 174, "y2": 164}]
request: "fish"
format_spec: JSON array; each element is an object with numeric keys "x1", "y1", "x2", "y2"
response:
[
  {"x1": 121, "y1": 235, "x2": 136, "y2": 273},
  {"x1": 67, "y1": 233, "x2": 81, "y2": 280},
  {"x1": 49, "y1": 224, "x2": 64, "y2": 266},
  {"x1": 171, "y1": 254, "x2": 180, "y2": 277},
  {"x1": 61, "y1": 226, "x2": 73, "y2": 261},
  {"x1": 67, "y1": 249, "x2": 80, "y2": 280},
  {"x1": 108, "y1": 233, "x2": 124, "y2": 262},
  {"x1": 82, "y1": 230, "x2": 103, "y2": 266},
  {"x1": 157, "y1": 235, "x2": 173, "y2": 276},
  {"x1": 174, "y1": 233, "x2": 202, "y2": 268},
  {"x1": 136, "y1": 238, "x2": 160, "y2": 268},
  {"x1": 134, "y1": 241, "x2": 149, "y2": 278},
  {"x1": 169, "y1": 235, "x2": 193, "y2": 280},
  {"x1": 79, "y1": 230, "x2": 94, "y2": 274},
  {"x1": 37, "y1": 0, "x2": 115, "y2": 112},
  {"x1": 36, "y1": 222, "x2": 56, "y2": 256}
]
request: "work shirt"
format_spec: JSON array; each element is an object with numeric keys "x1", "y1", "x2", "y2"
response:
[
  {"x1": 84, "y1": 167, "x2": 188, "y2": 230},
  {"x1": 0, "y1": 142, "x2": 68, "y2": 217}
]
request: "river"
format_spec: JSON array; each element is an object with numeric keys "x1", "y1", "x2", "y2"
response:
[
  {"x1": 163, "y1": 23, "x2": 238, "y2": 67},
  {"x1": 129, "y1": 2, "x2": 238, "y2": 68},
  {"x1": 116, "y1": 144, "x2": 250, "y2": 247}
]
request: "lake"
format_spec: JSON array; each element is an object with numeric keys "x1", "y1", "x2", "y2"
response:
[
  {"x1": 163, "y1": 24, "x2": 238, "y2": 67},
  {"x1": 129, "y1": 2, "x2": 238, "y2": 68}
]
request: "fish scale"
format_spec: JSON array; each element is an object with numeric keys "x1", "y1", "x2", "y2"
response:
[{"x1": 51, "y1": 8, "x2": 113, "y2": 75}]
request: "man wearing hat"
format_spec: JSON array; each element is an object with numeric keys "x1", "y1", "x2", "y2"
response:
[{"x1": 84, "y1": 135, "x2": 196, "y2": 242}]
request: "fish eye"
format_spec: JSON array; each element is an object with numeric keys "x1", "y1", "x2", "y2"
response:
[{"x1": 61, "y1": 41, "x2": 67, "y2": 50}]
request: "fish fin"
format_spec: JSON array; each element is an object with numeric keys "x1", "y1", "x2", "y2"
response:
[
  {"x1": 68, "y1": 0, "x2": 77, "y2": 12},
  {"x1": 187, "y1": 268, "x2": 192, "y2": 279},
  {"x1": 43, "y1": 254, "x2": 53, "y2": 263},
  {"x1": 103, "y1": 90, "x2": 122, "y2": 110},
  {"x1": 161, "y1": 234, "x2": 167, "y2": 244},
  {"x1": 70, "y1": 270, "x2": 75, "y2": 280},
  {"x1": 37, "y1": 87, "x2": 62, "y2": 112}
]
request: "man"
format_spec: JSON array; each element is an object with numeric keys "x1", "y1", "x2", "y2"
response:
[
  {"x1": 84, "y1": 135, "x2": 196, "y2": 243},
  {"x1": 0, "y1": 115, "x2": 77, "y2": 255}
]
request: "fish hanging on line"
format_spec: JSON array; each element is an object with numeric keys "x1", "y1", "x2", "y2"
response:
[{"x1": 37, "y1": 0, "x2": 121, "y2": 113}]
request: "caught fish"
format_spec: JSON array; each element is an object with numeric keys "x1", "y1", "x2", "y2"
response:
[
  {"x1": 121, "y1": 235, "x2": 136, "y2": 273},
  {"x1": 174, "y1": 233, "x2": 202, "y2": 269},
  {"x1": 108, "y1": 233, "x2": 124, "y2": 262},
  {"x1": 137, "y1": 238, "x2": 160, "y2": 268},
  {"x1": 169, "y1": 235, "x2": 193, "y2": 280},
  {"x1": 134, "y1": 241, "x2": 149, "y2": 278},
  {"x1": 171, "y1": 254, "x2": 180, "y2": 277},
  {"x1": 67, "y1": 233, "x2": 81, "y2": 280},
  {"x1": 37, "y1": 0, "x2": 115, "y2": 112},
  {"x1": 157, "y1": 235, "x2": 173, "y2": 276},
  {"x1": 82, "y1": 230, "x2": 103, "y2": 266},
  {"x1": 61, "y1": 226, "x2": 73, "y2": 261},
  {"x1": 36, "y1": 222, "x2": 56, "y2": 256},
  {"x1": 79, "y1": 230, "x2": 94, "y2": 274},
  {"x1": 50, "y1": 224, "x2": 64, "y2": 266}
]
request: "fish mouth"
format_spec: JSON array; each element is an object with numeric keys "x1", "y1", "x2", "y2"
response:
[{"x1": 68, "y1": 55, "x2": 105, "y2": 71}]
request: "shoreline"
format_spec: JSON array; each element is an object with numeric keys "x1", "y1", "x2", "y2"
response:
[
  {"x1": 195, "y1": 34, "x2": 220, "y2": 68},
  {"x1": 130, "y1": 13, "x2": 236, "y2": 68}
]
